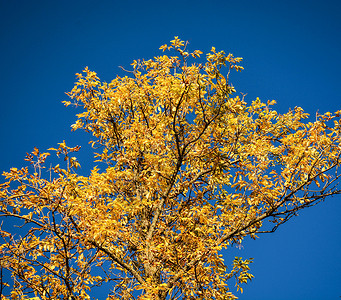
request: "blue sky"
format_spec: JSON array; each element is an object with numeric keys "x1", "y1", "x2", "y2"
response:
[{"x1": 1, "y1": 0, "x2": 341, "y2": 299}]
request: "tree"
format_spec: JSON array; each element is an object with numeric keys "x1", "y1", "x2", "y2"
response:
[{"x1": 1, "y1": 37, "x2": 341, "y2": 300}]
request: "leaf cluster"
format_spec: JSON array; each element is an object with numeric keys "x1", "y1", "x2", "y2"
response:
[{"x1": 1, "y1": 37, "x2": 341, "y2": 300}]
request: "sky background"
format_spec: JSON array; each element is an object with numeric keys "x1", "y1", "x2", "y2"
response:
[{"x1": 1, "y1": 0, "x2": 341, "y2": 299}]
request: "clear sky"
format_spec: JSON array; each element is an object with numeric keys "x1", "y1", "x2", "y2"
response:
[{"x1": 1, "y1": 0, "x2": 341, "y2": 299}]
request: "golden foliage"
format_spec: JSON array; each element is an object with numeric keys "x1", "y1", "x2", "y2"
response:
[{"x1": 1, "y1": 38, "x2": 341, "y2": 299}]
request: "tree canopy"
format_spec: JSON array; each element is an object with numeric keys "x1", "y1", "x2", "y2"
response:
[{"x1": 1, "y1": 37, "x2": 341, "y2": 300}]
